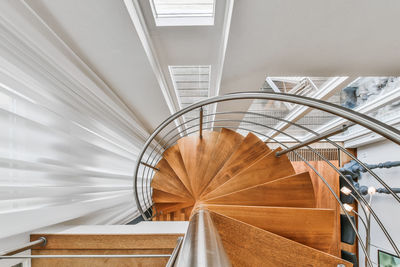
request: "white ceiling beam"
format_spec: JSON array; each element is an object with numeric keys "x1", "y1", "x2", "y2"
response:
[
  {"x1": 266, "y1": 76, "x2": 351, "y2": 139},
  {"x1": 123, "y1": 0, "x2": 187, "y2": 136},
  {"x1": 270, "y1": 77, "x2": 304, "y2": 84},
  {"x1": 210, "y1": 0, "x2": 234, "y2": 128},
  {"x1": 123, "y1": 0, "x2": 179, "y2": 116},
  {"x1": 344, "y1": 116, "x2": 400, "y2": 148}
]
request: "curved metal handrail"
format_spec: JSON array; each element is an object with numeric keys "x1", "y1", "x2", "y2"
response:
[
  {"x1": 145, "y1": 123, "x2": 375, "y2": 266},
  {"x1": 135, "y1": 93, "x2": 400, "y2": 211},
  {"x1": 141, "y1": 118, "x2": 398, "y2": 265},
  {"x1": 133, "y1": 92, "x2": 400, "y2": 265}
]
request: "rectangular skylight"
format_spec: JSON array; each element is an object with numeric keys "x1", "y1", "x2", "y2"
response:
[
  {"x1": 169, "y1": 65, "x2": 211, "y2": 129},
  {"x1": 150, "y1": 0, "x2": 215, "y2": 26}
]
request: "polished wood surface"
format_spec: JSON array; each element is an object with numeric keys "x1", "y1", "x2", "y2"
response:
[
  {"x1": 32, "y1": 249, "x2": 170, "y2": 267},
  {"x1": 178, "y1": 131, "x2": 219, "y2": 198},
  {"x1": 151, "y1": 158, "x2": 192, "y2": 199},
  {"x1": 152, "y1": 189, "x2": 189, "y2": 203},
  {"x1": 30, "y1": 234, "x2": 182, "y2": 249},
  {"x1": 292, "y1": 160, "x2": 341, "y2": 256},
  {"x1": 210, "y1": 211, "x2": 351, "y2": 267},
  {"x1": 30, "y1": 234, "x2": 181, "y2": 267},
  {"x1": 163, "y1": 144, "x2": 192, "y2": 195},
  {"x1": 203, "y1": 147, "x2": 294, "y2": 200},
  {"x1": 205, "y1": 172, "x2": 316, "y2": 208},
  {"x1": 150, "y1": 129, "x2": 344, "y2": 263},
  {"x1": 204, "y1": 204, "x2": 334, "y2": 253},
  {"x1": 154, "y1": 202, "x2": 193, "y2": 214},
  {"x1": 153, "y1": 202, "x2": 194, "y2": 221},
  {"x1": 198, "y1": 128, "x2": 244, "y2": 196},
  {"x1": 201, "y1": 132, "x2": 271, "y2": 197}
]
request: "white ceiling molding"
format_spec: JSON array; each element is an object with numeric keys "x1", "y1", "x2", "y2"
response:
[
  {"x1": 266, "y1": 76, "x2": 350, "y2": 140},
  {"x1": 344, "y1": 116, "x2": 400, "y2": 148},
  {"x1": 209, "y1": 0, "x2": 234, "y2": 127},
  {"x1": 123, "y1": 0, "x2": 178, "y2": 116},
  {"x1": 1, "y1": 0, "x2": 151, "y2": 148}
]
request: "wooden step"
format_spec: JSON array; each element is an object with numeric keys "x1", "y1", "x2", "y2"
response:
[
  {"x1": 152, "y1": 189, "x2": 190, "y2": 203},
  {"x1": 210, "y1": 211, "x2": 350, "y2": 267},
  {"x1": 151, "y1": 159, "x2": 192, "y2": 200},
  {"x1": 163, "y1": 144, "x2": 192, "y2": 195},
  {"x1": 30, "y1": 225, "x2": 185, "y2": 267},
  {"x1": 178, "y1": 131, "x2": 220, "y2": 198},
  {"x1": 204, "y1": 204, "x2": 334, "y2": 253},
  {"x1": 203, "y1": 147, "x2": 294, "y2": 200},
  {"x1": 201, "y1": 132, "x2": 271, "y2": 198},
  {"x1": 154, "y1": 202, "x2": 194, "y2": 214},
  {"x1": 205, "y1": 172, "x2": 316, "y2": 208},
  {"x1": 197, "y1": 128, "x2": 244, "y2": 196}
]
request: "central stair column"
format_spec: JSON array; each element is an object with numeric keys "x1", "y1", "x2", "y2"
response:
[{"x1": 174, "y1": 209, "x2": 231, "y2": 267}]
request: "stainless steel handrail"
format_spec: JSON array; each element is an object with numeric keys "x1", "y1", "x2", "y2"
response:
[
  {"x1": 146, "y1": 123, "x2": 375, "y2": 266},
  {"x1": 134, "y1": 92, "x2": 400, "y2": 265},
  {"x1": 0, "y1": 237, "x2": 46, "y2": 256},
  {"x1": 138, "y1": 113, "x2": 400, "y2": 260},
  {"x1": 134, "y1": 93, "x2": 400, "y2": 217},
  {"x1": 174, "y1": 209, "x2": 231, "y2": 267},
  {"x1": 165, "y1": 236, "x2": 184, "y2": 267},
  {"x1": 139, "y1": 107, "x2": 400, "y2": 210}
]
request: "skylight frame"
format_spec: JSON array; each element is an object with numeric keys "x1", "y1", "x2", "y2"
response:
[{"x1": 150, "y1": 0, "x2": 216, "y2": 26}]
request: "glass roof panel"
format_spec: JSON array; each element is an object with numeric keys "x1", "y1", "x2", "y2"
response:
[
  {"x1": 169, "y1": 65, "x2": 211, "y2": 130},
  {"x1": 150, "y1": 0, "x2": 215, "y2": 26}
]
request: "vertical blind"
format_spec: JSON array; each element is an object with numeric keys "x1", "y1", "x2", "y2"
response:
[{"x1": 0, "y1": 1, "x2": 148, "y2": 239}]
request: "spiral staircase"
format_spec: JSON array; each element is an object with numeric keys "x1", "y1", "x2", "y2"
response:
[
  {"x1": 134, "y1": 92, "x2": 400, "y2": 267},
  {"x1": 151, "y1": 128, "x2": 349, "y2": 266}
]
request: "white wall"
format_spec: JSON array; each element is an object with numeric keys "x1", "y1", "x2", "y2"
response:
[{"x1": 357, "y1": 140, "x2": 400, "y2": 266}]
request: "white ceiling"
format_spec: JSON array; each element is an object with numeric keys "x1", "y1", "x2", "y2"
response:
[{"x1": 24, "y1": 0, "x2": 400, "y2": 133}]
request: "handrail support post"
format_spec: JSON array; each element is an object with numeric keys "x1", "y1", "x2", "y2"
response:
[
  {"x1": 199, "y1": 107, "x2": 203, "y2": 138},
  {"x1": 140, "y1": 161, "x2": 160, "y2": 171}
]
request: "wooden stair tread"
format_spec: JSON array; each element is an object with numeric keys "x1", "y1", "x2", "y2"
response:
[
  {"x1": 152, "y1": 189, "x2": 191, "y2": 203},
  {"x1": 163, "y1": 144, "x2": 193, "y2": 195},
  {"x1": 201, "y1": 132, "x2": 271, "y2": 198},
  {"x1": 178, "y1": 131, "x2": 220, "y2": 198},
  {"x1": 153, "y1": 202, "x2": 194, "y2": 221},
  {"x1": 210, "y1": 211, "x2": 351, "y2": 267},
  {"x1": 205, "y1": 172, "x2": 316, "y2": 208},
  {"x1": 151, "y1": 159, "x2": 192, "y2": 200},
  {"x1": 204, "y1": 204, "x2": 334, "y2": 253},
  {"x1": 203, "y1": 147, "x2": 294, "y2": 200},
  {"x1": 154, "y1": 202, "x2": 194, "y2": 214},
  {"x1": 197, "y1": 128, "x2": 244, "y2": 197}
]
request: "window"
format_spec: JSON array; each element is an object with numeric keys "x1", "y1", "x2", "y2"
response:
[{"x1": 150, "y1": 0, "x2": 215, "y2": 26}]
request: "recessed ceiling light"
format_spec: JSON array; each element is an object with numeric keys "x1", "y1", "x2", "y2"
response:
[{"x1": 150, "y1": 0, "x2": 215, "y2": 26}]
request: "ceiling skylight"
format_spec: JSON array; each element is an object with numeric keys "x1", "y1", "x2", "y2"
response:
[
  {"x1": 150, "y1": 0, "x2": 215, "y2": 26},
  {"x1": 169, "y1": 65, "x2": 211, "y2": 129}
]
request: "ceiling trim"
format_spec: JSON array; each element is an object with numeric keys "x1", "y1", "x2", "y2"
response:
[
  {"x1": 344, "y1": 116, "x2": 400, "y2": 148},
  {"x1": 123, "y1": 0, "x2": 178, "y2": 116},
  {"x1": 210, "y1": 0, "x2": 234, "y2": 127}
]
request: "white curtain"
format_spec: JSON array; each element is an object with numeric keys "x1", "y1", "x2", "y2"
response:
[{"x1": 0, "y1": 0, "x2": 148, "y2": 239}]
